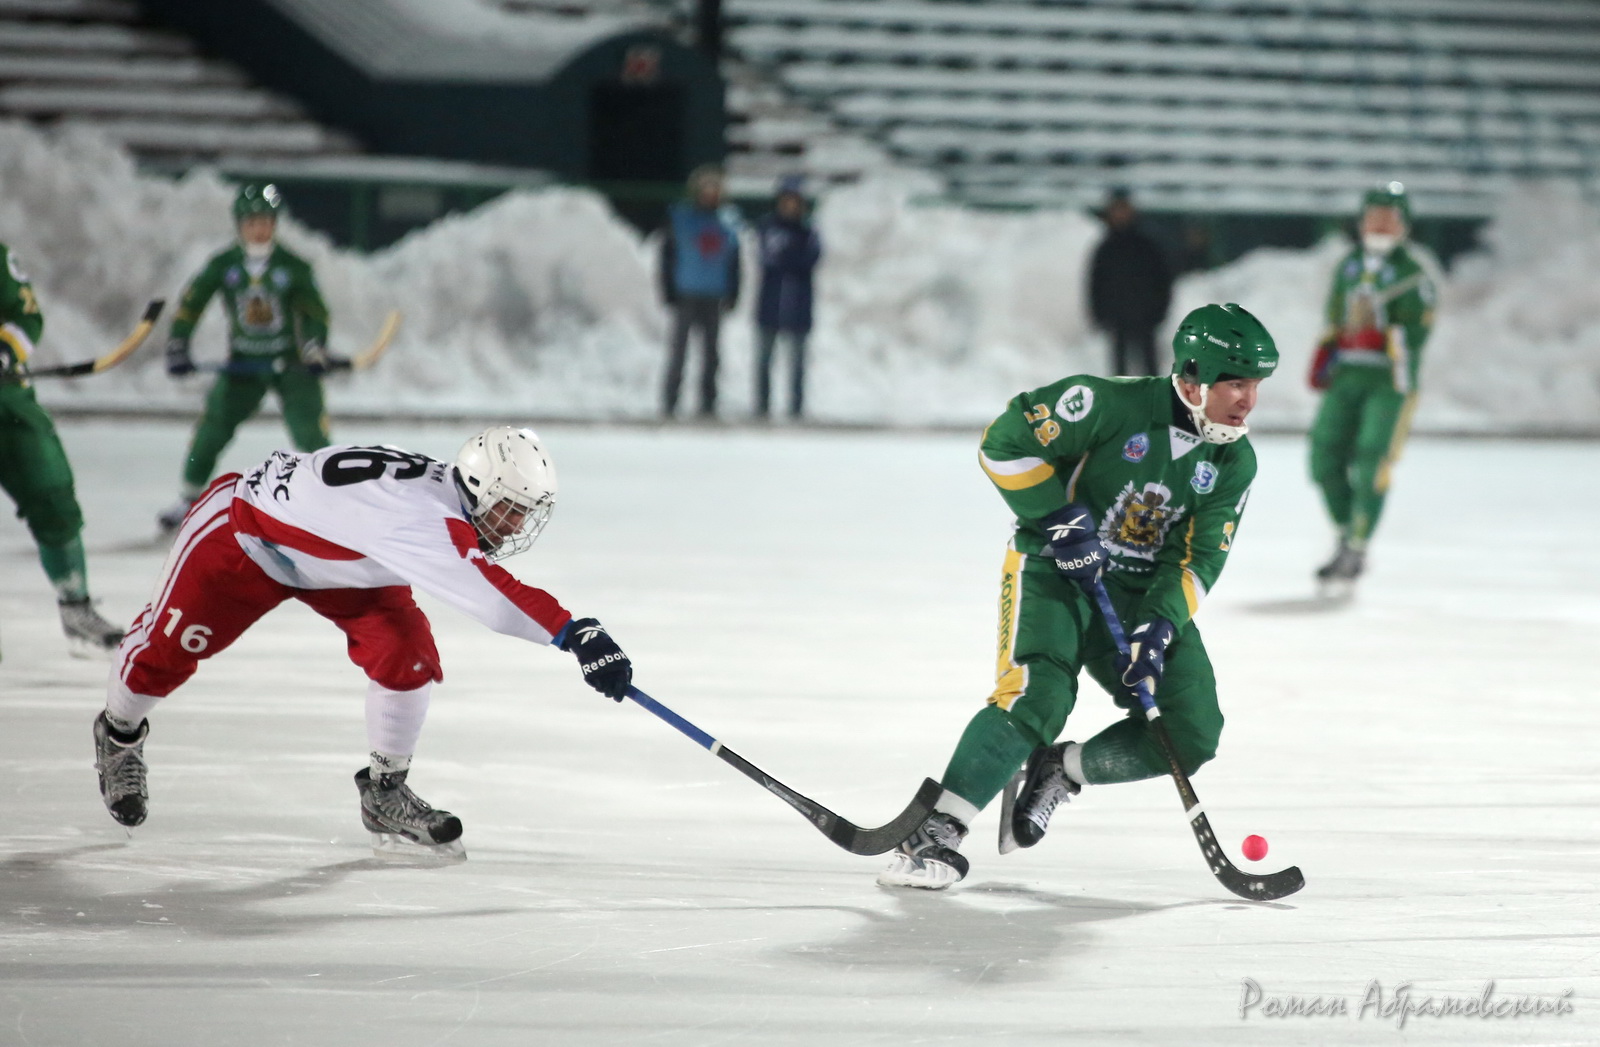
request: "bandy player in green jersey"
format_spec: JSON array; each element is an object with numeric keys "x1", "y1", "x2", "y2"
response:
[
  {"x1": 1307, "y1": 182, "x2": 1435, "y2": 592},
  {"x1": 0, "y1": 242, "x2": 126, "y2": 657},
  {"x1": 879, "y1": 303, "x2": 1278, "y2": 889},
  {"x1": 156, "y1": 184, "x2": 333, "y2": 533}
]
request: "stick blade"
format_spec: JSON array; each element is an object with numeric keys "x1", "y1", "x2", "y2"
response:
[
  {"x1": 1190, "y1": 810, "x2": 1306, "y2": 901},
  {"x1": 828, "y1": 777, "x2": 942, "y2": 855}
]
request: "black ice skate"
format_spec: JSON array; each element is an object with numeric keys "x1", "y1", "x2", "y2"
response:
[
  {"x1": 93, "y1": 712, "x2": 149, "y2": 828},
  {"x1": 877, "y1": 811, "x2": 969, "y2": 890},
  {"x1": 60, "y1": 597, "x2": 124, "y2": 660},
  {"x1": 354, "y1": 767, "x2": 466, "y2": 862},
  {"x1": 155, "y1": 495, "x2": 195, "y2": 536},
  {"x1": 1009, "y1": 742, "x2": 1081, "y2": 849},
  {"x1": 1315, "y1": 541, "x2": 1365, "y2": 599}
]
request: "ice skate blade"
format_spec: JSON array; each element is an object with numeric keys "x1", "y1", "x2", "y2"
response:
[
  {"x1": 369, "y1": 832, "x2": 467, "y2": 864},
  {"x1": 997, "y1": 768, "x2": 1024, "y2": 855},
  {"x1": 876, "y1": 852, "x2": 961, "y2": 891},
  {"x1": 66, "y1": 637, "x2": 116, "y2": 662}
]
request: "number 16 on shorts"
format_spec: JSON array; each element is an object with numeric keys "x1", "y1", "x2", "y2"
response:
[{"x1": 161, "y1": 608, "x2": 212, "y2": 653}]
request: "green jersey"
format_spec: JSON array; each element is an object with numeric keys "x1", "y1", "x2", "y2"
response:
[
  {"x1": 1321, "y1": 245, "x2": 1436, "y2": 393},
  {"x1": 169, "y1": 243, "x2": 329, "y2": 358},
  {"x1": 0, "y1": 243, "x2": 44, "y2": 378},
  {"x1": 978, "y1": 374, "x2": 1256, "y2": 629}
]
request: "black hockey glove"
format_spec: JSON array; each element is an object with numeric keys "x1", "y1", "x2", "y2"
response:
[
  {"x1": 299, "y1": 339, "x2": 331, "y2": 377},
  {"x1": 1039, "y1": 503, "x2": 1107, "y2": 581},
  {"x1": 1118, "y1": 617, "x2": 1176, "y2": 697},
  {"x1": 165, "y1": 337, "x2": 196, "y2": 377},
  {"x1": 559, "y1": 617, "x2": 633, "y2": 701}
]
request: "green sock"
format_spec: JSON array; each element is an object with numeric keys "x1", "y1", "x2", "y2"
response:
[
  {"x1": 38, "y1": 538, "x2": 88, "y2": 602},
  {"x1": 938, "y1": 703, "x2": 1041, "y2": 811},
  {"x1": 1080, "y1": 718, "x2": 1164, "y2": 785}
]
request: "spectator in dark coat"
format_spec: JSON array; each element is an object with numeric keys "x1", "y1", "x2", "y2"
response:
[
  {"x1": 660, "y1": 165, "x2": 741, "y2": 418},
  {"x1": 753, "y1": 176, "x2": 822, "y2": 419},
  {"x1": 1087, "y1": 189, "x2": 1174, "y2": 376}
]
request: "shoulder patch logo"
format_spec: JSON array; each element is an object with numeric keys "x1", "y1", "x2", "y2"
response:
[
  {"x1": 1191, "y1": 460, "x2": 1219, "y2": 495},
  {"x1": 224, "y1": 267, "x2": 243, "y2": 288},
  {"x1": 1121, "y1": 432, "x2": 1150, "y2": 462},
  {"x1": 1055, "y1": 384, "x2": 1094, "y2": 423},
  {"x1": 6, "y1": 251, "x2": 28, "y2": 283}
]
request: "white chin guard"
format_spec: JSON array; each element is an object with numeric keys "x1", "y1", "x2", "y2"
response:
[{"x1": 1172, "y1": 376, "x2": 1248, "y2": 445}]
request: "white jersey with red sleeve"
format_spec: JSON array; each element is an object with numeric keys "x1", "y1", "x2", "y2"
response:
[{"x1": 229, "y1": 445, "x2": 572, "y2": 644}]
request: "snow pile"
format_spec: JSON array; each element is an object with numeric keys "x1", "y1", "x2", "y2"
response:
[{"x1": 4, "y1": 122, "x2": 1598, "y2": 433}]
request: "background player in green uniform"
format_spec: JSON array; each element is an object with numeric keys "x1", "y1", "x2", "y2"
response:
[
  {"x1": 156, "y1": 184, "x2": 333, "y2": 532},
  {"x1": 1307, "y1": 182, "x2": 1436, "y2": 591},
  {"x1": 879, "y1": 303, "x2": 1278, "y2": 890},
  {"x1": 0, "y1": 242, "x2": 125, "y2": 657}
]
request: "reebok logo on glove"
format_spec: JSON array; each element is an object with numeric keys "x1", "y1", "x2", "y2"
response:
[
  {"x1": 561, "y1": 616, "x2": 633, "y2": 702},
  {"x1": 1045, "y1": 512, "x2": 1093, "y2": 542}
]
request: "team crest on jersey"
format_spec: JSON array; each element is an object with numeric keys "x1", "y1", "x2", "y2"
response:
[
  {"x1": 271, "y1": 268, "x2": 290, "y2": 289},
  {"x1": 1100, "y1": 481, "x2": 1187, "y2": 562},
  {"x1": 1191, "y1": 460, "x2": 1219, "y2": 495},
  {"x1": 224, "y1": 266, "x2": 243, "y2": 288},
  {"x1": 1121, "y1": 432, "x2": 1149, "y2": 462},
  {"x1": 238, "y1": 288, "x2": 282, "y2": 332},
  {"x1": 1056, "y1": 384, "x2": 1094, "y2": 422}
]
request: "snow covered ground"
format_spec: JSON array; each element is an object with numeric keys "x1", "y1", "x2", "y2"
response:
[
  {"x1": 2, "y1": 418, "x2": 1597, "y2": 1046},
  {"x1": 6, "y1": 121, "x2": 1600, "y2": 434}
]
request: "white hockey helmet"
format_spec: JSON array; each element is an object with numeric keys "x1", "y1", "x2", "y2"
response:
[{"x1": 452, "y1": 426, "x2": 557, "y2": 561}]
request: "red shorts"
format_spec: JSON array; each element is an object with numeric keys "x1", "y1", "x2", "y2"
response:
[{"x1": 114, "y1": 475, "x2": 443, "y2": 698}]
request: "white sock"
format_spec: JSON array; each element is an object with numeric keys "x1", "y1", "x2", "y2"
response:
[
  {"x1": 1062, "y1": 741, "x2": 1087, "y2": 787},
  {"x1": 365, "y1": 681, "x2": 431, "y2": 756},
  {"x1": 370, "y1": 750, "x2": 412, "y2": 779},
  {"x1": 105, "y1": 682, "x2": 161, "y2": 732},
  {"x1": 934, "y1": 790, "x2": 980, "y2": 828}
]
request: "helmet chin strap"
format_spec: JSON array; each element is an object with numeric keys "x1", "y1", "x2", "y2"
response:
[{"x1": 1172, "y1": 375, "x2": 1248, "y2": 445}]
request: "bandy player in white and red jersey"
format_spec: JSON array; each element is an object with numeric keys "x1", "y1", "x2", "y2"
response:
[{"x1": 91, "y1": 426, "x2": 632, "y2": 859}]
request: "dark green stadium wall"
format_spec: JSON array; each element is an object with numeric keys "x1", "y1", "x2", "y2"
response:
[{"x1": 138, "y1": 0, "x2": 724, "y2": 183}]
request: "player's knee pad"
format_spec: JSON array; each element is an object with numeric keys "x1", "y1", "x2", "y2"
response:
[
  {"x1": 20, "y1": 485, "x2": 85, "y2": 547},
  {"x1": 347, "y1": 607, "x2": 442, "y2": 692}
]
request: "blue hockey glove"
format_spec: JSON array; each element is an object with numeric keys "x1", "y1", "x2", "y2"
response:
[
  {"x1": 1039, "y1": 503, "x2": 1108, "y2": 581},
  {"x1": 1118, "y1": 617, "x2": 1176, "y2": 696},
  {"x1": 558, "y1": 617, "x2": 633, "y2": 701},
  {"x1": 165, "y1": 337, "x2": 196, "y2": 377}
]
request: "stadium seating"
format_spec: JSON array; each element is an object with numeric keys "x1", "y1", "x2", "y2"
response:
[
  {"x1": 0, "y1": 0, "x2": 357, "y2": 167},
  {"x1": 724, "y1": 0, "x2": 1600, "y2": 214}
]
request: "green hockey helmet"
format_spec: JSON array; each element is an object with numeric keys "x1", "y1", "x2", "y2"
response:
[
  {"x1": 1170, "y1": 303, "x2": 1279, "y2": 386},
  {"x1": 233, "y1": 183, "x2": 283, "y2": 222},
  {"x1": 1360, "y1": 180, "x2": 1411, "y2": 226}
]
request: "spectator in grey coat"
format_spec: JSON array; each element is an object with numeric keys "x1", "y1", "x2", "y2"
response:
[{"x1": 753, "y1": 176, "x2": 822, "y2": 419}]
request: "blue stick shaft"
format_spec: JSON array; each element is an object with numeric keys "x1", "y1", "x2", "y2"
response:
[
  {"x1": 625, "y1": 686, "x2": 718, "y2": 751},
  {"x1": 1084, "y1": 575, "x2": 1160, "y2": 719}
]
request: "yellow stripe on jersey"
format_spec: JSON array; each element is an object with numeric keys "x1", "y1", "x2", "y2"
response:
[
  {"x1": 1178, "y1": 518, "x2": 1207, "y2": 618},
  {"x1": 1, "y1": 322, "x2": 35, "y2": 363},
  {"x1": 978, "y1": 449, "x2": 1056, "y2": 491},
  {"x1": 988, "y1": 546, "x2": 1029, "y2": 711}
]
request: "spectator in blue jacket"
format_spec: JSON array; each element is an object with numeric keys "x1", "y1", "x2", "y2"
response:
[
  {"x1": 659, "y1": 165, "x2": 741, "y2": 418},
  {"x1": 754, "y1": 176, "x2": 822, "y2": 420}
]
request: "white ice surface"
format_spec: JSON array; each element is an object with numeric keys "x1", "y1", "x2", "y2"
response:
[{"x1": 2, "y1": 418, "x2": 1598, "y2": 1046}]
